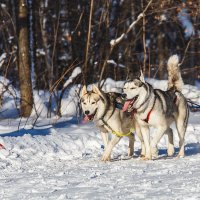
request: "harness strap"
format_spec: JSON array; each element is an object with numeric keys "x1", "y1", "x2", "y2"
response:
[
  {"x1": 112, "y1": 128, "x2": 135, "y2": 137},
  {"x1": 143, "y1": 96, "x2": 157, "y2": 123},
  {"x1": 101, "y1": 118, "x2": 134, "y2": 137},
  {"x1": 131, "y1": 109, "x2": 137, "y2": 117},
  {"x1": 173, "y1": 96, "x2": 177, "y2": 104},
  {"x1": 143, "y1": 109, "x2": 153, "y2": 123}
]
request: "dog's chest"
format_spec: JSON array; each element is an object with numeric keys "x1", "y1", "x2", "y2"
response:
[{"x1": 95, "y1": 120, "x2": 108, "y2": 133}]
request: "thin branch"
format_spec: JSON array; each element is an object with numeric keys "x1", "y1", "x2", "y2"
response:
[
  {"x1": 110, "y1": 0, "x2": 153, "y2": 48},
  {"x1": 179, "y1": 38, "x2": 192, "y2": 66},
  {"x1": 74, "y1": 11, "x2": 84, "y2": 32}
]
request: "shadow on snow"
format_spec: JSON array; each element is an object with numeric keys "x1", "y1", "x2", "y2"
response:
[
  {"x1": 0, "y1": 117, "x2": 80, "y2": 137},
  {"x1": 0, "y1": 127, "x2": 52, "y2": 137}
]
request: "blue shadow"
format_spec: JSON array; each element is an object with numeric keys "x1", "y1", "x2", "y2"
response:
[
  {"x1": 0, "y1": 127, "x2": 52, "y2": 137},
  {"x1": 159, "y1": 143, "x2": 200, "y2": 156},
  {"x1": 135, "y1": 143, "x2": 200, "y2": 158},
  {"x1": 0, "y1": 117, "x2": 80, "y2": 138}
]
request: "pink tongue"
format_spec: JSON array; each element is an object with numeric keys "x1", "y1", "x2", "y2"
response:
[
  {"x1": 122, "y1": 100, "x2": 132, "y2": 112},
  {"x1": 82, "y1": 115, "x2": 90, "y2": 123}
]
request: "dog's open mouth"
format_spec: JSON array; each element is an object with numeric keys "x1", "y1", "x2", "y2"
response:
[
  {"x1": 82, "y1": 109, "x2": 97, "y2": 123},
  {"x1": 122, "y1": 95, "x2": 138, "y2": 112},
  {"x1": 83, "y1": 114, "x2": 95, "y2": 122}
]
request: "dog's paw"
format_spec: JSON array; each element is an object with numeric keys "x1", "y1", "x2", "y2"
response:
[
  {"x1": 139, "y1": 154, "x2": 145, "y2": 158},
  {"x1": 151, "y1": 147, "x2": 158, "y2": 157},
  {"x1": 176, "y1": 154, "x2": 185, "y2": 159},
  {"x1": 101, "y1": 153, "x2": 111, "y2": 161},
  {"x1": 167, "y1": 149, "x2": 175, "y2": 157},
  {"x1": 140, "y1": 155, "x2": 152, "y2": 161}
]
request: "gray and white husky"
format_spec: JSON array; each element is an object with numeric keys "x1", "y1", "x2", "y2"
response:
[
  {"x1": 122, "y1": 55, "x2": 189, "y2": 160},
  {"x1": 80, "y1": 85, "x2": 145, "y2": 161}
]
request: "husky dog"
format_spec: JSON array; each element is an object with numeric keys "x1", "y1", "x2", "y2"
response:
[
  {"x1": 122, "y1": 55, "x2": 189, "y2": 160},
  {"x1": 80, "y1": 85, "x2": 145, "y2": 161}
]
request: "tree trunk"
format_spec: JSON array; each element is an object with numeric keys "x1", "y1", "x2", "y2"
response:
[{"x1": 17, "y1": 0, "x2": 33, "y2": 117}]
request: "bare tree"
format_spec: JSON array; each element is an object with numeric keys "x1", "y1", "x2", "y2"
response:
[{"x1": 17, "y1": 0, "x2": 33, "y2": 117}]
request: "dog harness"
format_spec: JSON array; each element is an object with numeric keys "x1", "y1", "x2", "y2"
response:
[
  {"x1": 130, "y1": 94, "x2": 156, "y2": 123},
  {"x1": 143, "y1": 92, "x2": 177, "y2": 123},
  {"x1": 100, "y1": 117, "x2": 134, "y2": 137},
  {"x1": 112, "y1": 128, "x2": 135, "y2": 137},
  {"x1": 143, "y1": 95, "x2": 157, "y2": 123}
]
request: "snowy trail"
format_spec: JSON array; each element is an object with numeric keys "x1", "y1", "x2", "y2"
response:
[
  {"x1": 0, "y1": 112, "x2": 200, "y2": 200},
  {"x1": 1, "y1": 154, "x2": 200, "y2": 199}
]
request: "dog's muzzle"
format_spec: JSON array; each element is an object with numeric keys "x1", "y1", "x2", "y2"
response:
[
  {"x1": 122, "y1": 95, "x2": 138, "y2": 112},
  {"x1": 82, "y1": 108, "x2": 97, "y2": 123}
]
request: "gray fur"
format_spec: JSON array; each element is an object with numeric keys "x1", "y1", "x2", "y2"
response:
[
  {"x1": 123, "y1": 55, "x2": 189, "y2": 160},
  {"x1": 80, "y1": 85, "x2": 145, "y2": 161}
]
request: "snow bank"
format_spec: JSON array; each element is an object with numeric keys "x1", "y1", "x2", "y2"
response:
[{"x1": 147, "y1": 78, "x2": 200, "y2": 104}]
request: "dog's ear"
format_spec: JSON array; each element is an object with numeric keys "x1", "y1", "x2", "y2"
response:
[
  {"x1": 139, "y1": 70, "x2": 145, "y2": 83},
  {"x1": 92, "y1": 84, "x2": 101, "y2": 95},
  {"x1": 81, "y1": 85, "x2": 87, "y2": 96}
]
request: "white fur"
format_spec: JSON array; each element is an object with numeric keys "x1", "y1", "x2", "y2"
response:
[
  {"x1": 123, "y1": 55, "x2": 188, "y2": 160},
  {"x1": 167, "y1": 55, "x2": 184, "y2": 91},
  {"x1": 80, "y1": 85, "x2": 145, "y2": 161}
]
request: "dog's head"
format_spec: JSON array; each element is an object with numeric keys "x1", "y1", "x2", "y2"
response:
[
  {"x1": 122, "y1": 71, "x2": 146, "y2": 112},
  {"x1": 80, "y1": 85, "x2": 103, "y2": 122}
]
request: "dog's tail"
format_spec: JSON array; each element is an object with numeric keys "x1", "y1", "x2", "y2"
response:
[{"x1": 167, "y1": 55, "x2": 183, "y2": 91}]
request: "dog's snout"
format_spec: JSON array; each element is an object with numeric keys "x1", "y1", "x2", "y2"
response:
[
  {"x1": 121, "y1": 93, "x2": 127, "y2": 99},
  {"x1": 85, "y1": 110, "x2": 90, "y2": 115}
]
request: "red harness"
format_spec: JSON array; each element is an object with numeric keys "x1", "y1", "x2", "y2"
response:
[
  {"x1": 143, "y1": 109, "x2": 153, "y2": 123},
  {"x1": 143, "y1": 95, "x2": 177, "y2": 123},
  {"x1": 131, "y1": 93, "x2": 177, "y2": 124}
]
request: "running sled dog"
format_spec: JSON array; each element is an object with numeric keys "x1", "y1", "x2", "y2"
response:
[
  {"x1": 80, "y1": 85, "x2": 145, "y2": 161},
  {"x1": 122, "y1": 55, "x2": 189, "y2": 160}
]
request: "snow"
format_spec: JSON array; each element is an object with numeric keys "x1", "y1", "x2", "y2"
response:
[
  {"x1": 107, "y1": 60, "x2": 125, "y2": 68},
  {"x1": 63, "y1": 67, "x2": 82, "y2": 88},
  {"x1": 0, "y1": 78, "x2": 200, "y2": 199},
  {"x1": 0, "y1": 53, "x2": 7, "y2": 68}
]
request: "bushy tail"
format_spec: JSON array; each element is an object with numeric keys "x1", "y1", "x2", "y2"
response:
[{"x1": 167, "y1": 55, "x2": 183, "y2": 91}]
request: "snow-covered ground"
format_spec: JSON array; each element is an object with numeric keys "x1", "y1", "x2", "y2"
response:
[{"x1": 0, "y1": 78, "x2": 200, "y2": 200}]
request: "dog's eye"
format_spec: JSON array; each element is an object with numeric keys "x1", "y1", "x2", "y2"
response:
[
  {"x1": 91, "y1": 102, "x2": 95, "y2": 104},
  {"x1": 130, "y1": 87, "x2": 135, "y2": 89},
  {"x1": 83, "y1": 102, "x2": 86, "y2": 105}
]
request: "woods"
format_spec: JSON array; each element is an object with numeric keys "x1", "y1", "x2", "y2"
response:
[{"x1": 0, "y1": 0, "x2": 199, "y2": 117}]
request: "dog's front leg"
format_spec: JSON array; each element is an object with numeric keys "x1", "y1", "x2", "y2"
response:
[
  {"x1": 134, "y1": 122, "x2": 145, "y2": 157},
  {"x1": 151, "y1": 126, "x2": 167, "y2": 159},
  {"x1": 127, "y1": 133, "x2": 135, "y2": 157},
  {"x1": 101, "y1": 135, "x2": 121, "y2": 161},
  {"x1": 140, "y1": 126, "x2": 151, "y2": 160},
  {"x1": 100, "y1": 132, "x2": 109, "y2": 148}
]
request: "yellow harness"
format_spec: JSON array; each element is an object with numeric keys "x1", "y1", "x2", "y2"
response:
[{"x1": 112, "y1": 128, "x2": 135, "y2": 137}]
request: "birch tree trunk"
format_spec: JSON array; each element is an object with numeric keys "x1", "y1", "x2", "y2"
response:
[{"x1": 17, "y1": 0, "x2": 33, "y2": 117}]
